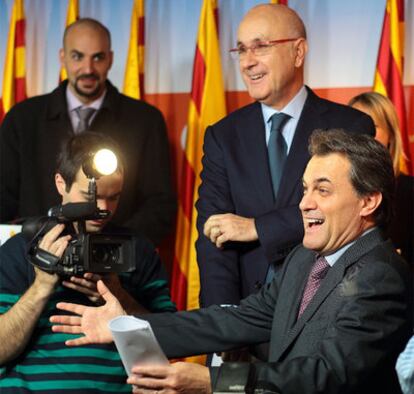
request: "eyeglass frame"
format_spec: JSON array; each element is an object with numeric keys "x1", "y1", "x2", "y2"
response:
[{"x1": 229, "y1": 38, "x2": 301, "y2": 60}]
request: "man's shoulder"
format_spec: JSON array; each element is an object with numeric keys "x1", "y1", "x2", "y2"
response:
[
  {"x1": 4, "y1": 92, "x2": 50, "y2": 116},
  {"x1": 304, "y1": 87, "x2": 375, "y2": 132},
  {"x1": 214, "y1": 101, "x2": 260, "y2": 126},
  {"x1": 0, "y1": 232, "x2": 27, "y2": 256},
  {"x1": 106, "y1": 81, "x2": 165, "y2": 121}
]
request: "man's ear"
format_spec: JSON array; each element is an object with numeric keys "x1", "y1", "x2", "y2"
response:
[
  {"x1": 59, "y1": 48, "x2": 65, "y2": 68},
  {"x1": 360, "y1": 192, "x2": 382, "y2": 218},
  {"x1": 55, "y1": 173, "x2": 67, "y2": 196},
  {"x1": 294, "y1": 38, "x2": 307, "y2": 68}
]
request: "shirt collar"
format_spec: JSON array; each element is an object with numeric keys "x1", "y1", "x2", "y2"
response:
[
  {"x1": 324, "y1": 227, "x2": 377, "y2": 267},
  {"x1": 261, "y1": 85, "x2": 308, "y2": 124}
]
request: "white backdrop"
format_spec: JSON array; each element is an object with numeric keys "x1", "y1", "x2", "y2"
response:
[{"x1": 0, "y1": 0, "x2": 413, "y2": 98}]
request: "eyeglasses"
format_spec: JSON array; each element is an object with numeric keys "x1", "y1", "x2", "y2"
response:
[{"x1": 229, "y1": 38, "x2": 299, "y2": 60}]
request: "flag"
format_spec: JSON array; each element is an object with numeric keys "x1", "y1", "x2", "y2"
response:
[
  {"x1": 373, "y1": 0, "x2": 412, "y2": 174},
  {"x1": 171, "y1": 0, "x2": 226, "y2": 313},
  {"x1": 0, "y1": 0, "x2": 27, "y2": 122},
  {"x1": 123, "y1": 0, "x2": 145, "y2": 99},
  {"x1": 60, "y1": 0, "x2": 79, "y2": 82},
  {"x1": 270, "y1": 0, "x2": 288, "y2": 4}
]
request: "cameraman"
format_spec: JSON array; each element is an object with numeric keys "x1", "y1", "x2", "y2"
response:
[{"x1": 0, "y1": 132, "x2": 176, "y2": 393}]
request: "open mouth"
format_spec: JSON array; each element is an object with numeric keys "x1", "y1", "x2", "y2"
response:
[
  {"x1": 306, "y1": 218, "x2": 325, "y2": 229},
  {"x1": 250, "y1": 73, "x2": 264, "y2": 80}
]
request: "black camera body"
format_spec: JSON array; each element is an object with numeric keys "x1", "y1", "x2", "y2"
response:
[{"x1": 25, "y1": 202, "x2": 135, "y2": 276}]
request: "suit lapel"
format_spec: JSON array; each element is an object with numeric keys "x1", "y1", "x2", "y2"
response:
[
  {"x1": 236, "y1": 102, "x2": 275, "y2": 208},
  {"x1": 276, "y1": 89, "x2": 328, "y2": 205},
  {"x1": 271, "y1": 229, "x2": 384, "y2": 362},
  {"x1": 269, "y1": 250, "x2": 315, "y2": 357}
]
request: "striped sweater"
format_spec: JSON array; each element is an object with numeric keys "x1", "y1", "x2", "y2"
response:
[{"x1": 0, "y1": 231, "x2": 176, "y2": 393}]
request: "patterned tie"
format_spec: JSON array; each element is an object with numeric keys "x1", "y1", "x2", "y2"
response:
[
  {"x1": 268, "y1": 113, "x2": 290, "y2": 199},
  {"x1": 297, "y1": 256, "x2": 330, "y2": 318},
  {"x1": 75, "y1": 107, "x2": 96, "y2": 134}
]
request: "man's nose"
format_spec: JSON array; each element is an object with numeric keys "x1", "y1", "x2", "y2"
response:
[
  {"x1": 240, "y1": 49, "x2": 258, "y2": 68},
  {"x1": 97, "y1": 199, "x2": 108, "y2": 211},
  {"x1": 299, "y1": 192, "x2": 316, "y2": 212},
  {"x1": 82, "y1": 57, "x2": 94, "y2": 73}
]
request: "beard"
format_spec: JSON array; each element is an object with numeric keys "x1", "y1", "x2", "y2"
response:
[{"x1": 73, "y1": 74, "x2": 103, "y2": 99}]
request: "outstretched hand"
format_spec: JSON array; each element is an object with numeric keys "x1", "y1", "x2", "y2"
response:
[{"x1": 50, "y1": 280, "x2": 126, "y2": 346}]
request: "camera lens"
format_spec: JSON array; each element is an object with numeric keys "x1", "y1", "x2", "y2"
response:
[{"x1": 91, "y1": 244, "x2": 121, "y2": 266}]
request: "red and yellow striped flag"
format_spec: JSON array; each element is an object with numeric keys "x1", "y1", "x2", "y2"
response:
[
  {"x1": 123, "y1": 0, "x2": 145, "y2": 99},
  {"x1": 269, "y1": 0, "x2": 288, "y2": 4},
  {"x1": 0, "y1": 0, "x2": 27, "y2": 122},
  {"x1": 171, "y1": 0, "x2": 226, "y2": 313},
  {"x1": 373, "y1": 0, "x2": 412, "y2": 175},
  {"x1": 60, "y1": 0, "x2": 79, "y2": 82}
]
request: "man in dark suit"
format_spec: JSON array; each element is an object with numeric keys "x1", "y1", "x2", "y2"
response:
[
  {"x1": 197, "y1": 3, "x2": 376, "y2": 307},
  {"x1": 51, "y1": 130, "x2": 412, "y2": 394},
  {"x1": 0, "y1": 18, "x2": 176, "y2": 246}
]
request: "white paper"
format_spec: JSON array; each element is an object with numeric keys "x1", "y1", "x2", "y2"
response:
[{"x1": 109, "y1": 315, "x2": 168, "y2": 376}]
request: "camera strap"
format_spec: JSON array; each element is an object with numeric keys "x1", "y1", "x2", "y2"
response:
[{"x1": 29, "y1": 246, "x2": 61, "y2": 274}]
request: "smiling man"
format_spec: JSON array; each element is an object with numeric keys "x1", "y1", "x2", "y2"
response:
[
  {"x1": 0, "y1": 18, "x2": 176, "y2": 247},
  {"x1": 196, "y1": 4, "x2": 376, "y2": 323},
  {"x1": 0, "y1": 132, "x2": 176, "y2": 393},
  {"x1": 52, "y1": 130, "x2": 412, "y2": 394}
]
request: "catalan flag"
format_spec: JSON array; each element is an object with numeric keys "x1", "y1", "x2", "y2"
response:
[
  {"x1": 0, "y1": 0, "x2": 27, "y2": 122},
  {"x1": 60, "y1": 0, "x2": 79, "y2": 82},
  {"x1": 269, "y1": 0, "x2": 288, "y2": 4},
  {"x1": 123, "y1": 0, "x2": 145, "y2": 100},
  {"x1": 171, "y1": 0, "x2": 226, "y2": 313},
  {"x1": 373, "y1": 0, "x2": 412, "y2": 174}
]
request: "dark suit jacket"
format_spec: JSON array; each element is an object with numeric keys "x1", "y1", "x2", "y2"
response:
[
  {"x1": 389, "y1": 174, "x2": 414, "y2": 264},
  {"x1": 0, "y1": 81, "x2": 176, "y2": 245},
  {"x1": 196, "y1": 87, "x2": 376, "y2": 306},
  {"x1": 144, "y1": 229, "x2": 413, "y2": 394}
]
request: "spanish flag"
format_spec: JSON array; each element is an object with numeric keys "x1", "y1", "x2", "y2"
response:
[
  {"x1": 0, "y1": 0, "x2": 27, "y2": 122},
  {"x1": 60, "y1": 0, "x2": 79, "y2": 82},
  {"x1": 374, "y1": 0, "x2": 412, "y2": 174},
  {"x1": 123, "y1": 0, "x2": 145, "y2": 100},
  {"x1": 171, "y1": 0, "x2": 226, "y2": 313}
]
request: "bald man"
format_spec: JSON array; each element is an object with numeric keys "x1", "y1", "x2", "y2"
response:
[
  {"x1": 197, "y1": 4, "x2": 376, "y2": 311},
  {"x1": 0, "y1": 18, "x2": 176, "y2": 246}
]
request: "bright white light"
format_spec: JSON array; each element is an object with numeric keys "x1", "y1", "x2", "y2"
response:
[{"x1": 93, "y1": 149, "x2": 118, "y2": 176}]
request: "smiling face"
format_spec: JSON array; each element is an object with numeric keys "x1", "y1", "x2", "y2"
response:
[
  {"x1": 237, "y1": 5, "x2": 307, "y2": 110},
  {"x1": 56, "y1": 168, "x2": 123, "y2": 233},
  {"x1": 300, "y1": 153, "x2": 378, "y2": 255},
  {"x1": 60, "y1": 23, "x2": 113, "y2": 103}
]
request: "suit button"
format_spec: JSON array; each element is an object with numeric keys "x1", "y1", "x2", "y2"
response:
[{"x1": 255, "y1": 281, "x2": 263, "y2": 290}]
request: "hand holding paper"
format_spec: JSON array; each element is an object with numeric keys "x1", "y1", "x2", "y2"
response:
[
  {"x1": 109, "y1": 315, "x2": 168, "y2": 376},
  {"x1": 50, "y1": 280, "x2": 126, "y2": 345}
]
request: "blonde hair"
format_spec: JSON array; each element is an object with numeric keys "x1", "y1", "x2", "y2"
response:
[{"x1": 348, "y1": 92, "x2": 404, "y2": 175}]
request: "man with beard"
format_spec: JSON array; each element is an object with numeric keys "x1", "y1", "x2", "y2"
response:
[{"x1": 0, "y1": 18, "x2": 176, "y2": 246}]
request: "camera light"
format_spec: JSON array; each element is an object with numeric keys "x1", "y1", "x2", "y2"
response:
[{"x1": 93, "y1": 149, "x2": 118, "y2": 176}]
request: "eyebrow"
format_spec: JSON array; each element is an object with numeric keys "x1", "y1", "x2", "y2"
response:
[
  {"x1": 236, "y1": 37, "x2": 266, "y2": 46},
  {"x1": 302, "y1": 177, "x2": 332, "y2": 185},
  {"x1": 70, "y1": 49, "x2": 106, "y2": 57}
]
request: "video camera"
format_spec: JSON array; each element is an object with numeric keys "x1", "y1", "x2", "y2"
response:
[
  {"x1": 24, "y1": 148, "x2": 135, "y2": 276},
  {"x1": 24, "y1": 202, "x2": 135, "y2": 276}
]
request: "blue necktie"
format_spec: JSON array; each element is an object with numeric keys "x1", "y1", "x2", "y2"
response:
[{"x1": 268, "y1": 113, "x2": 290, "y2": 199}]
